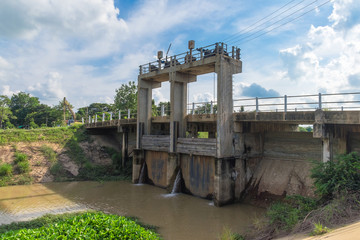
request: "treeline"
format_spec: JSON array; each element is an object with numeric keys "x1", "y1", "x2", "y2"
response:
[
  {"x1": 0, "y1": 81, "x2": 172, "y2": 129},
  {"x1": 0, "y1": 80, "x2": 218, "y2": 129}
]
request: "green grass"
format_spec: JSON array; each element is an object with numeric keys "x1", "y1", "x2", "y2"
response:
[
  {"x1": 0, "y1": 125, "x2": 85, "y2": 146},
  {"x1": 0, "y1": 163, "x2": 12, "y2": 176},
  {"x1": 39, "y1": 145, "x2": 57, "y2": 163},
  {"x1": 266, "y1": 195, "x2": 318, "y2": 231},
  {"x1": 17, "y1": 161, "x2": 30, "y2": 173},
  {"x1": 0, "y1": 211, "x2": 161, "y2": 240},
  {"x1": 14, "y1": 152, "x2": 28, "y2": 164}
]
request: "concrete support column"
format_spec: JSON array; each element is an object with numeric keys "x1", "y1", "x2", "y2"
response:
[
  {"x1": 214, "y1": 158, "x2": 235, "y2": 206},
  {"x1": 132, "y1": 149, "x2": 144, "y2": 183},
  {"x1": 137, "y1": 79, "x2": 159, "y2": 148},
  {"x1": 213, "y1": 55, "x2": 242, "y2": 206},
  {"x1": 322, "y1": 138, "x2": 331, "y2": 162},
  {"x1": 122, "y1": 130, "x2": 129, "y2": 168},
  {"x1": 215, "y1": 55, "x2": 241, "y2": 158},
  {"x1": 169, "y1": 72, "x2": 196, "y2": 152}
]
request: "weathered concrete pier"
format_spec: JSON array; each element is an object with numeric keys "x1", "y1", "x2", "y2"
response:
[{"x1": 86, "y1": 42, "x2": 360, "y2": 206}]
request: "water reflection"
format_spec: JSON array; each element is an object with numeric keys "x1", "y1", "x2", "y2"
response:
[{"x1": 0, "y1": 181, "x2": 265, "y2": 240}]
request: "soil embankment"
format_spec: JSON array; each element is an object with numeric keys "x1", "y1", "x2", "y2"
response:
[{"x1": 0, "y1": 126, "x2": 126, "y2": 186}]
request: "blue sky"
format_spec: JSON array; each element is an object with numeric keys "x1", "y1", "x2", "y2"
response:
[{"x1": 0, "y1": 0, "x2": 359, "y2": 110}]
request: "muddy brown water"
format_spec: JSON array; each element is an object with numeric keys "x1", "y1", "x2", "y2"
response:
[{"x1": 0, "y1": 181, "x2": 264, "y2": 239}]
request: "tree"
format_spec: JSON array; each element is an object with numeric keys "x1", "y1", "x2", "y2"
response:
[
  {"x1": 0, "y1": 95, "x2": 14, "y2": 129},
  {"x1": 195, "y1": 103, "x2": 217, "y2": 114},
  {"x1": 9, "y1": 92, "x2": 40, "y2": 127},
  {"x1": 114, "y1": 81, "x2": 137, "y2": 112}
]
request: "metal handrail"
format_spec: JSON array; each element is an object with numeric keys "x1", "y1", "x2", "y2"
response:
[{"x1": 139, "y1": 42, "x2": 240, "y2": 75}]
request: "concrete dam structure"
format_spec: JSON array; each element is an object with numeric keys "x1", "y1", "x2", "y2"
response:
[{"x1": 86, "y1": 42, "x2": 360, "y2": 206}]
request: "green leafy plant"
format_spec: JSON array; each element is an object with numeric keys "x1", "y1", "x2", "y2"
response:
[
  {"x1": 17, "y1": 161, "x2": 30, "y2": 173},
  {"x1": 14, "y1": 152, "x2": 27, "y2": 164},
  {"x1": 219, "y1": 227, "x2": 244, "y2": 240},
  {"x1": 39, "y1": 145, "x2": 57, "y2": 163},
  {"x1": 311, "y1": 152, "x2": 360, "y2": 199},
  {"x1": 310, "y1": 222, "x2": 329, "y2": 236},
  {"x1": 0, "y1": 212, "x2": 161, "y2": 240},
  {"x1": 267, "y1": 195, "x2": 317, "y2": 231},
  {"x1": 0, "y1": 163, "x2": 12, "y2": 176}
]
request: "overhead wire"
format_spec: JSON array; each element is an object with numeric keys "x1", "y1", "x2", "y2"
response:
[
  {"x1": 233, "y1": 0, "x2": 332, "y2": 45},
  {"x1": 228, "y1": 0, "x2": 321, "y2": 45},
  {"x1": 223, "y1": 0, "x2": 304, "y2": 43}
]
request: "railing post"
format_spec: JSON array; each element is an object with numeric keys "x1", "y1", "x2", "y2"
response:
[
  {"x1": 236, "y1": 48, "x2": 240, "y2": 60},
  {"x1": 341, "y1": 106, "x2": 344, "y2": 111},
  {"x1": 256, "y1": 97, "x2": 259, "y2": 112},
  {"x1": 221, "y1": 42, "x2": 224, "y2": 54},
  {"x1": 192, "y1": 102, "x2": 195, "y2": 115},
  {"x1": 110, "y1": 112, "x2": 112, "y2": 121},
  {"x1": 232, "y1": 46, "x2": 235, "y2": 58},
  {"x1": 82, "y1": 118, "x2": 84, "y2": 124},
  {"x1": 118, "y1": 110, "x2": 121, "y2": 120},
  {"x1": 161, "y1": 104, "x2": 165, "y2": 117},
  {"x1": 139, "y1": 65, "x2": 142, "y2": 75},
  {"x1": 200, "y1": 48, "x2": 203, "y2": 59},
  {"x1": 210, "y1": 101, "x2": 214, "y2": 114},
  {"x1": 95, "y1": 115, "x2": 97, "y2": 123},
  {"x1": 128, "y1": 109, "x2": 131, "y2": 119},
  {"x1": 89, "y1": 116, "x2": 91, "y2": 123},
  {"x1": 318, "y1": 93, "x2": 322, "y2": 110},
  {"x1": 284, "y1": 95, "x2": 287, "y2": 113},
  {"x1": 102, "y1": 113, "x2": 105, "y2": 122}
]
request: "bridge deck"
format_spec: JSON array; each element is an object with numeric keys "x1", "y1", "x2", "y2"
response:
[{"x1": 85, "y1": 110, "x2": 360, "y2": 129}]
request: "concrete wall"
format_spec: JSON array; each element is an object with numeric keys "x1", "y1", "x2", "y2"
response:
[
  {"x1": 145, "y1": 151, "x2": 169, "y2": 188},
  {"x1": 180, "y1": 154, "x2": 215, "y2": 199},
  {"x1": 248, "y1": 132, "x2": 322, "y2": 197}
]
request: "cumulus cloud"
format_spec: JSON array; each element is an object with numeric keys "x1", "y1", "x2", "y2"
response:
[
  {"x1": 193, "y1": 92, "x2": 214, "y2": 103},
  {"x1": 1, "y1": 85, "x2": 18, "y2": 97},
  {"x1": 27, "y1": 72, "x2": 65, "y2": 101},
  {"x1": 237, "y1": 83, "x2": 280, "y2": 98},
  {"x1": 279, "y1": 0, "x2": 360, "y2": 94}
]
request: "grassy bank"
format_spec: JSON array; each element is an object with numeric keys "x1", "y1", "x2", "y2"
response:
[
  {"x1": 244, "y1": 152, "x2": 360, "y2": 240},
  {"x1": 0, "y1": 211, "x2": 161, "y2": 239},
  {"x1": 0, "y1": 125, "x2": 132, "y2": 186}
]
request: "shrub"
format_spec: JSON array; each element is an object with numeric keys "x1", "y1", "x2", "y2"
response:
[
  {"x1": 0, "y1": 212, "x2": 161, "y2": 240},
  {"x1": 39, "y1": 145, "x2": 57, "y2": 163},
  {"x1": 310, "y1": 222, "x2": 330, "y2": 236},
  {"x1": 267, "y1": 195, "x2": 317, "y2": 231},
  {"x1": 14, "y1": 152, "x2": 28, "y2": 164},
  {"x1": 0, "y1": 163, "x2": 12, "y2": 176},
  {"x1": 311, "y1": 152, "x2": 360, "y2": 199},
  {"x1": 17, "y1": 161, "x2": 30, "y2": 173}
]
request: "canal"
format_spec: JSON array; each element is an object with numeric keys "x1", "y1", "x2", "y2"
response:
[{"x1": 0, "y1": 181, "x2": 264, "y2": 239}]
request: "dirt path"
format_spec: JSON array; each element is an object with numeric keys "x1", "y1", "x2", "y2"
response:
[{"x1": 277, "y1": 221, "x2": 360, "y2": 240}]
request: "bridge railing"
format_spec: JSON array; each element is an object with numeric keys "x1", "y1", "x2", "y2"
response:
[
  {"x1": 139, "y1": 42, "x2": 241, "y2": 75},
  {"x1": 233, "y1": 92, "x2": 360, "y2": 112},
  {"x1": 187, "y1": 101, "x2": 217, "y2": 115},
  {"x1": 85, "y1": 109, "x2": 137, "y2": 124}
]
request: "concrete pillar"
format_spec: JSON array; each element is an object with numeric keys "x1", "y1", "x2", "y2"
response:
[
  {"x1": 322, "y1": 138, "x2": 331, "y2": 162},
  {"x1": 213, "y1": 55, "x2": 242, "y2": 206},
  {"x1": 215, "y1": 55, "x2": 241, "y2": 158},
  {"x1": 214, "y1": 158, "x2": 235, "y2": 206},
  {"x1": 132, "y1": 149, "x2": 144, "y2": 183},
  {"x1": 169, "y1": 72, "x2": 196, "y2": 152},
  {"x1": 137, "y1": 79, "x2": 159, "y2": 148},
  {"x1": 122, "y1": 130, "x2": 129, "y2": 168}
]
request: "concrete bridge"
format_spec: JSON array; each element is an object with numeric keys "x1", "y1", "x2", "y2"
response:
[{"x1": 86, "y1": 42, "x2": 360, "y2": 206}]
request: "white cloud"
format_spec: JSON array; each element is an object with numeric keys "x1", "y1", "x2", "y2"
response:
[
  {"x1": 27, "y1": 72, "x2": 65, "y2": 102},
  {"x1": 278, "y1": 1, "x2": 360, "y2": 94},
  {"x1": 2, "y1": 85, "x2": 18, "y2": 97}
]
